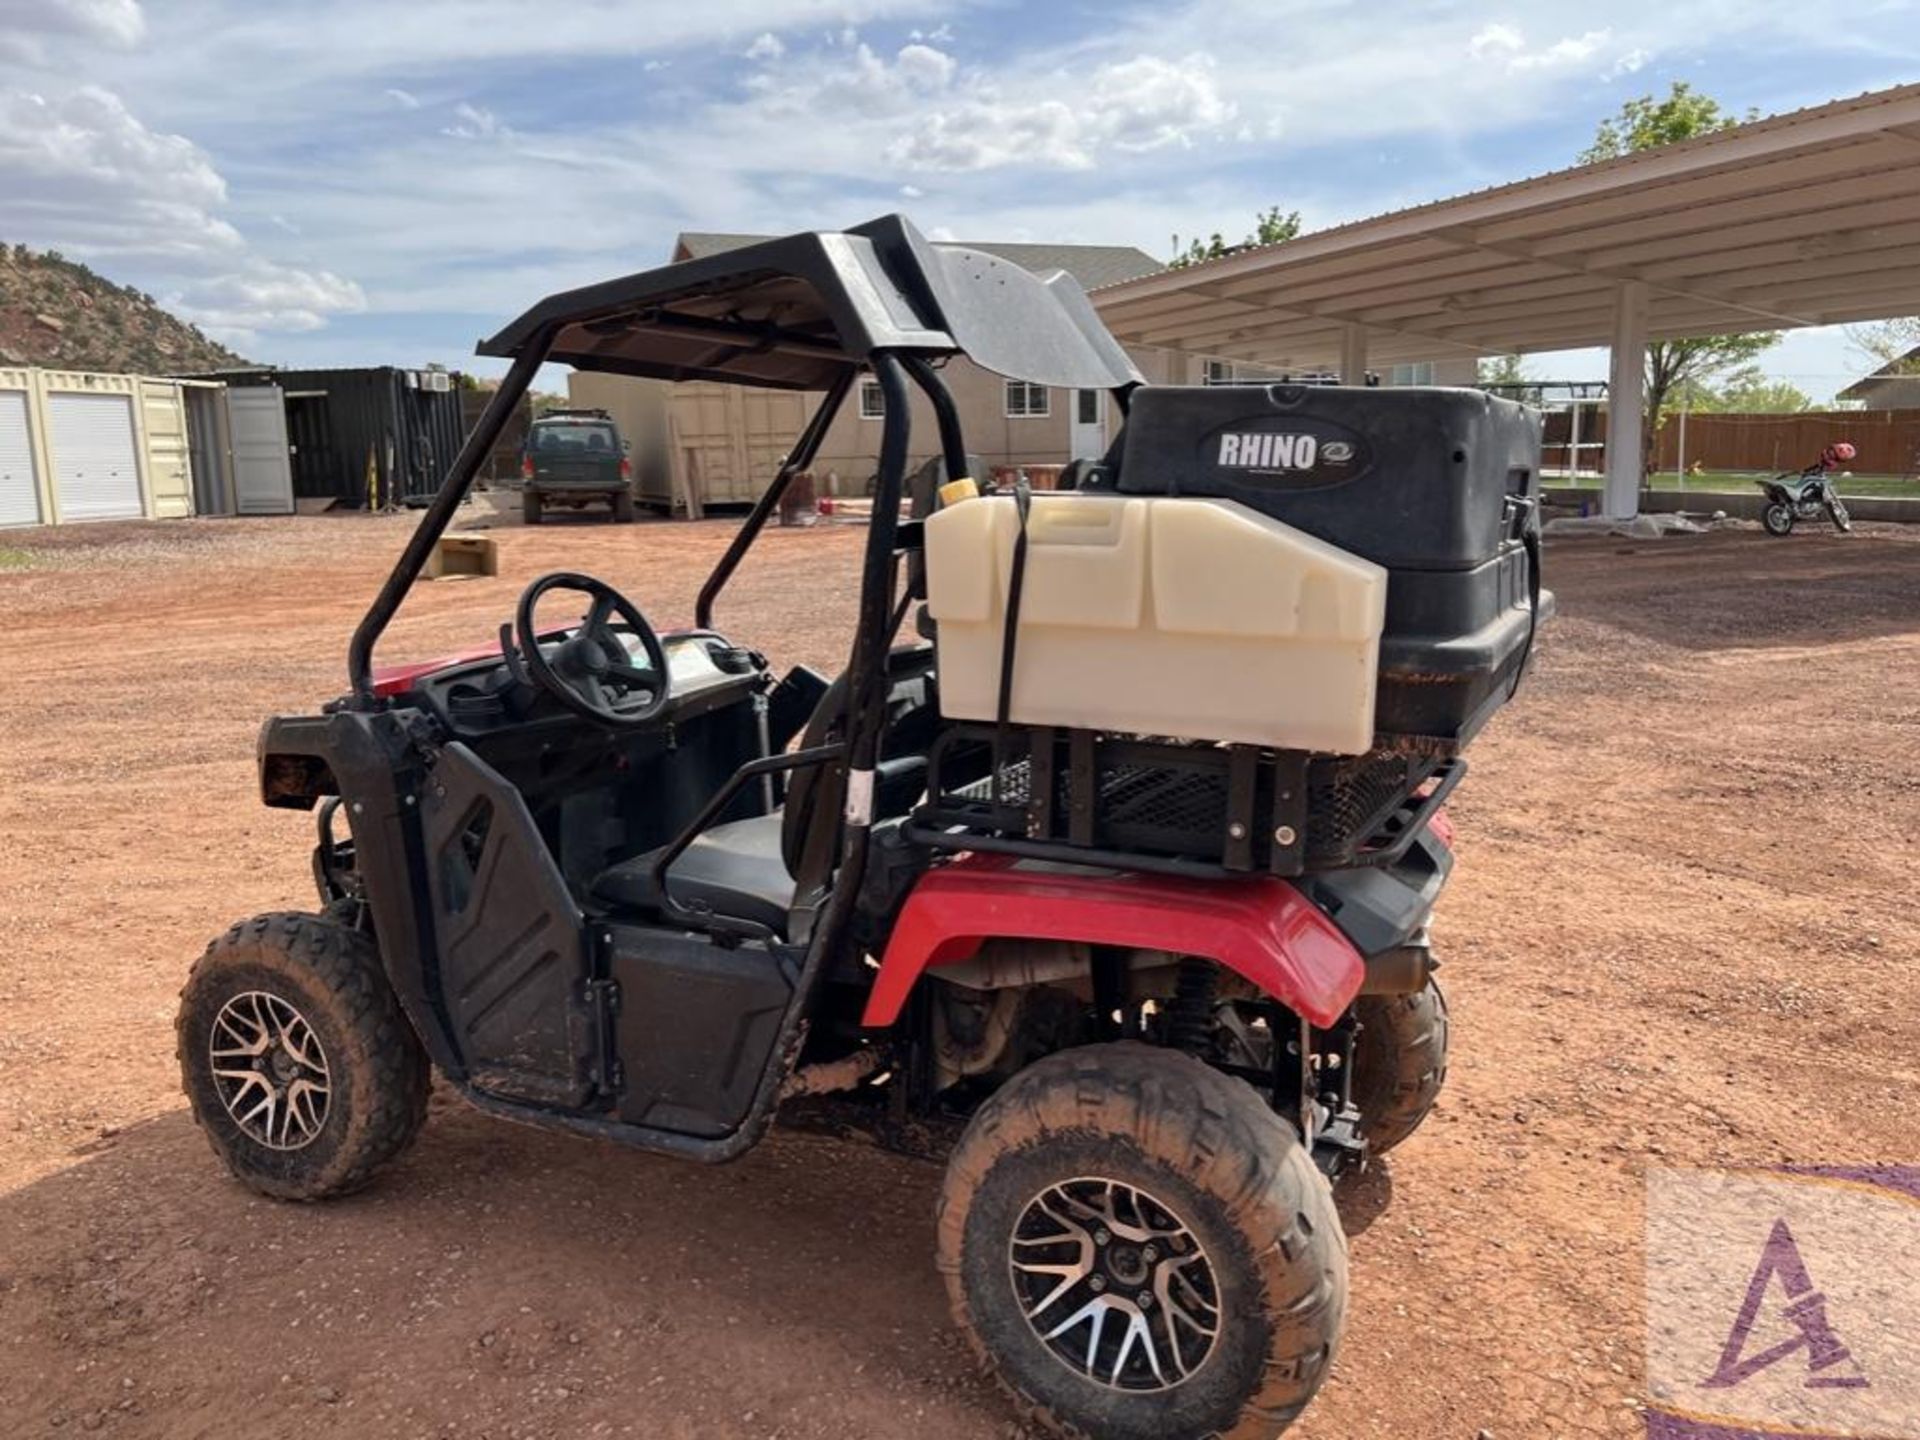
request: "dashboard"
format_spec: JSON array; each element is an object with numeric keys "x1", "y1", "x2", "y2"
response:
[{"x1": 407, "y1": 630, "x2": 768, "y2": 739}]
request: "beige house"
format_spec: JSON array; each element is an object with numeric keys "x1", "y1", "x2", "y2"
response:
[
  {"x1": 568, "y1": 232, "x2": 1473, "y2": 509},
  {"x1": 668, "y1": 232, "x2": 1187, "y2": 483},
  {"x1": 572, "y1": 235, "x2": 1228, "y2": 506},
  {"x1": 1839, "y1": 345, "x2": 1920, "y2": 410}
]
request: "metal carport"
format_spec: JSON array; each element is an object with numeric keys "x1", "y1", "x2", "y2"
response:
[{"x1": 1092, "y1": 83, "x2": 1920, "y2": 518}]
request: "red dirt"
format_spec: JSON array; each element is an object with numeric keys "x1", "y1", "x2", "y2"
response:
[{"x1": 2, "y1": 506, "x2": 1916, "y2": 1438}]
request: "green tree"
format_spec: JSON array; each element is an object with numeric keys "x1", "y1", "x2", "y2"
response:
[
  {"x1": 1673, "y1": 365, "x2": 1810, "y2": 413},
  {"x1": 1169, "y1": 206, "x2": 1302, "y2": 269},
  {"x1": 1644, "y1": 331, "x2": 1780, "y2": 427},
  {"x1": 1579, "y1": 81, "x2": 1756, "y2": 164},
  {"x1": 1477, "y1": 353, "x2": 1531, "y2": 388},
  {"x1": 1694, "y1": 365, "x2": 1813, "y2": 414},
  {"x1": 1845, "y1": 316, "x2": 1920, "y2": 377},
  {"x1": 1581, "y1": 83, "x2": 1778, "y2": 478}
]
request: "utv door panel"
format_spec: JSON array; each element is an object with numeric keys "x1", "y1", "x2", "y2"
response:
[
  {"x1": 608, "y1": 927, "x2": 794, "y2": 1137},
  {"x1": 422, "y1": 743, "x2": 594, "y2": 1106}
]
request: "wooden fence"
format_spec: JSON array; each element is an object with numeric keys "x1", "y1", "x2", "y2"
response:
[
  {"x1": 1541, "y1": 406, "x2": 1920, "y2": 477},
  {"x1": 1652, "y1": 409, "x2": 1920, "y2": 476}
]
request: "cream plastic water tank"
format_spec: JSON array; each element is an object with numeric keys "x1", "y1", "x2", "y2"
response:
[{"x1": 924, "y1": 493, "x2": 1387, "y2": 754}]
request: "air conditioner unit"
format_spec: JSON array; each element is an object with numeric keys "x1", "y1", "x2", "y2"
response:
[{"x1": 417, "y1": 370, "x2": 451, "y2": 393}]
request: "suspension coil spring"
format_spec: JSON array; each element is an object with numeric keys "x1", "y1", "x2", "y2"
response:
[{"x1": 1166, "y1": 958, "x2": 1217, "y2": 1054}]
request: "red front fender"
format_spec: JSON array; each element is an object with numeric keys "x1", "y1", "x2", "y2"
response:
[{"x1": 861, "y1": 855, "x2": 1364, "y2": 1029}]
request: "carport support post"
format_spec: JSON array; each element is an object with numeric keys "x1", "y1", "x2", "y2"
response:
[
  {"x1": 1340, "y1": 324, "x2": 1369, "y2": 386},
  {"x1": 1605, "y1": 281, "x2": 1648, "y2": 520}
]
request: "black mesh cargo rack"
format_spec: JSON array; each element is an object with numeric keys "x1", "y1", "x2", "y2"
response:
[{"x1": 907, "y1": 725, "x2": 1463, "y2": 879}]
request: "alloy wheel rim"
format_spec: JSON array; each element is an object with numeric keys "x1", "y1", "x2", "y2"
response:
[
  {"x1": 208, "y1": 990, "x2": 332, "y2": 1150},
  {"x1": 1008, "y1": 1176, "x2": 1221, "y2": 1391}
]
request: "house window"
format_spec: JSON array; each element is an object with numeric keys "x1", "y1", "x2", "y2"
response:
[
  {"x1": 1005, "y1": 380, "x2": 1050, "y2": 418},
  {"x1": 1203, "y1": 360, "x2": 1236, "y2": 386},
  {"x1": 859, "y1": 380, "x2": 885, "y2": 419},
  {"x1": 1076, "y1": 389, "x2": 1100, "y2": 424}
]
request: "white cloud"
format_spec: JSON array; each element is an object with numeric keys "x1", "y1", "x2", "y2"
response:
[
  {"x1": 1468, "y1": 24, "x2": 1524, "y2": 58},
  {"x1": 0, "y1": 86, "x2": 226, "y2": 217},
  {"x1": 744, "y1": 32, "x2": 784, "y2": 61},
  {"x1": 736, "y1": 38, "x2": 958, "y2": 115},
  {"x1": 896, "y1": 99, "x2": 1085, "y2": 171},
  {"x1": 890, "y1": 53, "x2": 1232, "y2": 172},
  {"x1": 0, "y1": 0, "x2": 145, "y2": 62},
  {"x1": 1609, "y1": 47, "x2": 1650, "y2": 78},
  {"x1": 817, "y1": 41, "x2": 956, "y2": 107},
  {"x1": 894, "y1": 41, "x2": 955, "y2": 87},
  {"x1": 0, "y1": 84, "x2": 363, "y2": 336},
  {"x1": 174, "y1": 262, "x2": 366, "y2": 337},
  {"x1": 384, "y1": 86, "x2": 422, "y2": 108},
  {"x1": 1513, "y1": 29, "x2": 1611, "y2": 70},
  {"x1": 442, "y1": 101, "x2": 510, "y2": 140},
  {"x1": 1468, "y1": 23, "x2": 1622, "y2": 73}
]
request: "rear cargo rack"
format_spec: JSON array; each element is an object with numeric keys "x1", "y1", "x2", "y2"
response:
[{"x1": 908, "y1": 725, "x2": 1462, "y2": 878}]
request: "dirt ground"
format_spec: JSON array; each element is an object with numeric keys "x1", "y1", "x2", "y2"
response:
[{"x1": 2, "y1": 501, "x2": 1916, "y2": 1439}]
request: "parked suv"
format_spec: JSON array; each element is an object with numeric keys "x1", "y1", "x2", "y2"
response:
[{"x1": 521, "y1": 408, "x2": 635, "y2": 523}]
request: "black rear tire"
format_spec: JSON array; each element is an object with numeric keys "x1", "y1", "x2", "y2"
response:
[
  {"x1": 1762, "y1": 502, "x2": 1794, "y2": 536},
  {"x1": 939, "y1": 1043, "x2": 1346, "y2": 1440},
  {"x1": 522, "y1": 491, "x2": 542, "y2": 525},
  {"x1": 612, "y1": 490, "x2": 636, "y2": 523},
  {"x1": 1349, "y1": 979, "x2": 1449, "y2": 1155},
  {"x1": 177, "y1": 912, "x2": 429, "y2": 1200}
]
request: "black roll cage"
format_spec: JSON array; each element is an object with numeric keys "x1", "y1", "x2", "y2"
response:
[{"x1": 333, "y1": 218, "x2": 1143, "y2": 1161}]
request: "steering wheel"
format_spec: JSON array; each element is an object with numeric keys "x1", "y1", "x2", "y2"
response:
[{"x1": 514, "y1": 572, "x2": 670, "y2": 727}]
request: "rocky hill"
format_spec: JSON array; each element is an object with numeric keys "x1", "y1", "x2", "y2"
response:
[{"x1": 0, "y1": 244, "x2": 250, "y2": 374}]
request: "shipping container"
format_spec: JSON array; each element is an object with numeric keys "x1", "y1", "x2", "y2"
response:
[
  {"x1": 568, "y1": 372, "x2": 809, "y2": 516},
  {"x1": 0, "y1": 366, "x2": 198, "y2": 527},
  {"x1": 199, "y1": 366, "x2": 469, "y2": 508}
]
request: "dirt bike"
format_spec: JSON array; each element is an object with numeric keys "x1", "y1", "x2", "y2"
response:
[{"x1": 1757, "y1": 442, "x2": 1855, "y2": 536}]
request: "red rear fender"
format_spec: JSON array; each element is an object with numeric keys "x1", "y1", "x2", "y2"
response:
[{"x1": 861, "y1": 855, "x2": 1364, "y2": 1029}]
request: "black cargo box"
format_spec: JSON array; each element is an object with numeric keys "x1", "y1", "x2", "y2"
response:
[{"x1": 1104, "y1": 383, "x2": 1548, "y2": 752}]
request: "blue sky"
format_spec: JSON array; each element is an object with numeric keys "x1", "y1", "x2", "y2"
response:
[{"x1": 2, "y1": 0, "x2": 1916, "y2": 399}]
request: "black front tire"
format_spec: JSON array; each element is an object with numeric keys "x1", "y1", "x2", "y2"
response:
[
  {"x1": 1349, "y1": 979, "x2": 1449, "y2": 1155},
  {"x1": 177, "y1": 912, "x2": 429, "y2": 1200},
  {"x1": 938, "y1": 1043, "x2": 1346, "y2": 1440},
  {"x1": 1825, "y1": 497, "x2": 1852, "y2": 533}
]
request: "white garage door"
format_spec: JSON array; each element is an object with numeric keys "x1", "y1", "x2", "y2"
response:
[
  {"x1": 49, "y1": 392, "x2": 142, "y2": 522},
  {"x1": 0, "y1": 390, "x2": 40, "y2": 527}
]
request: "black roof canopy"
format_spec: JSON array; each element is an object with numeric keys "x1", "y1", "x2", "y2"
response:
[{"x1": 478, "y1": 214, "x2": 1143, "y2": 392}]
